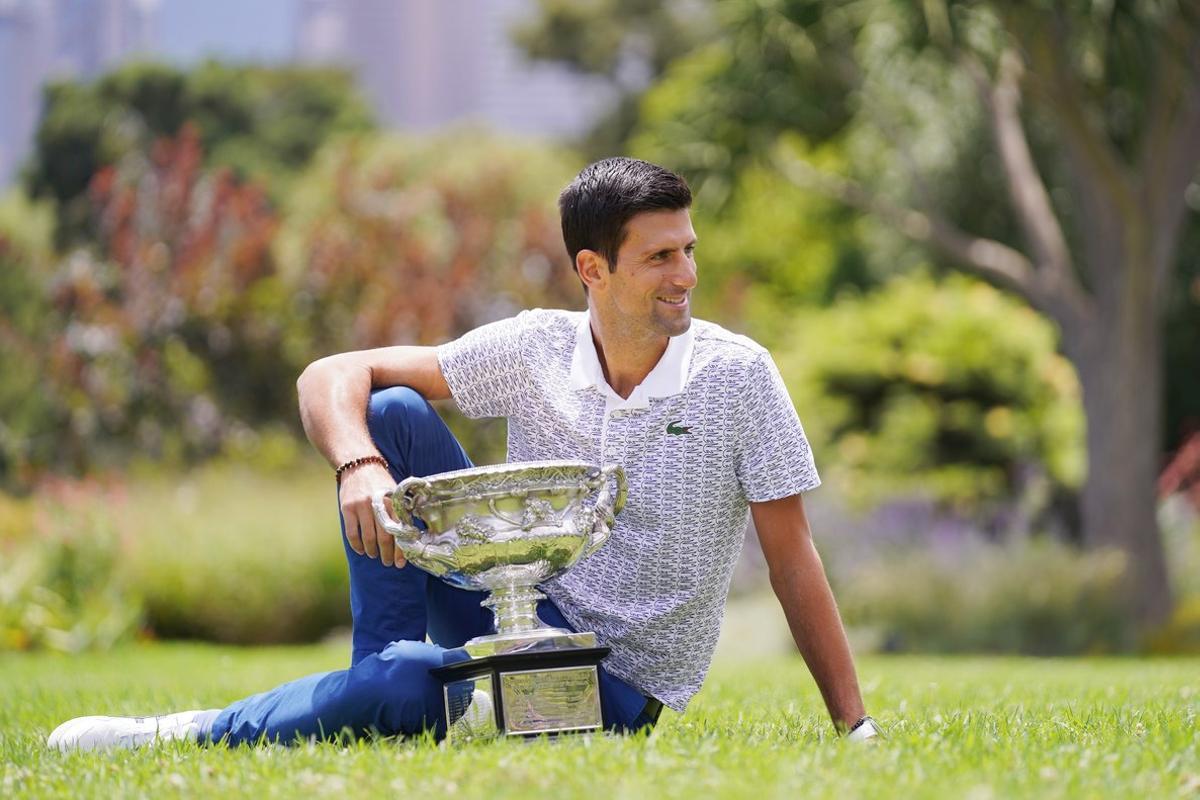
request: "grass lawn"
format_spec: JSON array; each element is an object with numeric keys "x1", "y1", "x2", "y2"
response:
[{"x1": 1, "y1": 639, "x2": 1196, "y2": 799}]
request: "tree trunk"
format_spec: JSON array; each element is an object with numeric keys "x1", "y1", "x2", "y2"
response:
[{"x1": 1067, "y1": 259, "x2": 1173, "y2": 629}]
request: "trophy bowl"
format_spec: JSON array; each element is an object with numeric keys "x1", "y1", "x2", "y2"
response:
[
  {"x1": 372, "y1": 460, "x2": 626, "y2": 590},
  {"x1": 372, "y1": 460, "x2": 626, "y2": 651}
]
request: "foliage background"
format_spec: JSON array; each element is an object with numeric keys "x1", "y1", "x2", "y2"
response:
[{"x1": 1, "y1": 1, "x2": 1198, "y2": 654}]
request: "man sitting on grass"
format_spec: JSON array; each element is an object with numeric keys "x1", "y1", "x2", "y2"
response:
[{"x1": 48, "y1": 157, "x2": 881, "y2": 751}]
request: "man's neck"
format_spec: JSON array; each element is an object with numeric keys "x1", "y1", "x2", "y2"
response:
[{"x1": 588, "y1": 312, "x2": 669, "y2": 399}]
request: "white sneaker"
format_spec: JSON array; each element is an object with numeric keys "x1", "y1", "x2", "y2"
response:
[
  {"x1": 47, "y1": 710, "x2": 220, "y2": 752},
  {"x1": 464, "y1": 688, "x2": 495, "y2": 729}
]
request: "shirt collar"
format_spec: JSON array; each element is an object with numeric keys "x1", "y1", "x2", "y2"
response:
[{"x1": 569, "y1": 314, "x2": 695, "y2": 410}]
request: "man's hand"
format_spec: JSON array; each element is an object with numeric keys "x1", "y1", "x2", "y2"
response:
[
  {"x1": 751, "y1": 494, "x2": 869, "y2": 734},
  {"x1": 296, "y1": 345, "x2": 450, "y2": 567},
  {"x1": 339, "y1": 463, "x2": 406, "y2": 567}
]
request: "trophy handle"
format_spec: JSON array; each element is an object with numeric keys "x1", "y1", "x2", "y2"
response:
[
  {"x1": 371, "y1": 487, "x2": 420, "y2": 548},
  {"x1": 371, "y1": 484, "x2": 460, "y2": 577},
  {"x1": 603, "y1": 463, "x2": 628, "y2": 516},
  {"x1": 584, "y1": 464, "x2": 626, "y2": 556}
]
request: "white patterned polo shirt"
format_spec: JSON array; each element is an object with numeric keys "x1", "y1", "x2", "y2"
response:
[{"x1": 437, "y1": 308, "x2": 819, "y2": 711}]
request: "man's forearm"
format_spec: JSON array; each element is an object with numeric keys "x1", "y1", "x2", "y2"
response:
[
  {"x1": 296, "y1": 346, "x2": 450, "y2": 468},
  {"x1": 296, "y1": 356, "x2": 378, "y2": 468},
  {"x1": 768, "y1": 541, "x2": 866, "y2": 729},
  {"x1": 297, "y1": 346, "x2": 450, "y2": 566}
]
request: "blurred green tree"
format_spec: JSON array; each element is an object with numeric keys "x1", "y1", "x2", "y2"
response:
[
  {"x1": 778, "y1": 273, "x2": 1084, "y2": 523},
  {"x1": 42, "y1": 125, "x2": 286, "y2": 471},
  {"x1": 683, "y1": 162, "x2": 876, "y2": 347},
  {"x1": 513, "y1": 0, "x2": 717, "y2": 157},
  {"x1": 23, "y1": 61, "x2": 373, "y2": 245},
  {"x1": 6, "y1": 128, "x2": 584, "y2": 481},
  {"x1": 274, "y1": 131, "x2": 585, "y2": 464},
  {"x1": 0, "y1": 194, "x2": 61, "y2": 488},
  {"x1": 635, "y1": 0, "x2": 1200, "y2": 627}
]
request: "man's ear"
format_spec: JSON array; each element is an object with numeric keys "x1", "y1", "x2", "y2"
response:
[{"x1": 576, "y1": 249, "x2": 609, "y2": 293}]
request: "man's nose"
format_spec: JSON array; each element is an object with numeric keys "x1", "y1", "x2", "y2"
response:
[{"x1": 670, "y1": 252, "x2": 697, "y2": 289}]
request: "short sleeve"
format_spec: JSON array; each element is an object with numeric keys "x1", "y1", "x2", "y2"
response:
[
  {"x1": 436, "y1": 312, "x2": 534, "y2": 419},
  {"x1": 733, "y1": 352, "x2": 821, "y2": 502}
]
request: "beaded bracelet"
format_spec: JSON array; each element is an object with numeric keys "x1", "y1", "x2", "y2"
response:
[{"x1": 334, "y1": 454, "x2": 389, "y2": 484}]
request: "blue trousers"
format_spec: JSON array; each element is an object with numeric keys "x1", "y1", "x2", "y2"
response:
[{"x1": 209, "y1": 387, "x2": 657, "y2": 745}]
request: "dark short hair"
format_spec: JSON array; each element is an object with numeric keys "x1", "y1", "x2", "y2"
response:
[{"x1": 558, "y1": 157, "x2": 692, "y2": 276}]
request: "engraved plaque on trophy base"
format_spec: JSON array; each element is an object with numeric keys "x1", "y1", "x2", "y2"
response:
[{"x1": 431, "y1": 646, "x2": 610, "y2": 743}]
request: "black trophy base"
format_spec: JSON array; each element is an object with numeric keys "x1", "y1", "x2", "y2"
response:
[{"x1": 431, "y1": 646, "x2": 610, "y2": 743}]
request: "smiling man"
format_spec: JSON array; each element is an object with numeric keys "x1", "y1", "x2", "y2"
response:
[{"x1": 48, "y1": 158, "x2": 880, "y2": 751}]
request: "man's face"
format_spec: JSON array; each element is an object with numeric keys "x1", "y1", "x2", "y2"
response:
[{"x1": 600, "y1": 208, "x2": 698, "y2": 338}]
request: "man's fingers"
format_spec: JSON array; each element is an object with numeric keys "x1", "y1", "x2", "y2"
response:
[
  {"x1": 342, "y1": 491, "x2": 406, "y2": 567},
  {"x1": 376, "y1": 521, "x2": 395, "y2": 567},
  {"x1": 342, "y1": 505, "x2": 366, "y2": 555},
  {"x1": 358, "y1": 505, "x2": 379, "y2": 558}
]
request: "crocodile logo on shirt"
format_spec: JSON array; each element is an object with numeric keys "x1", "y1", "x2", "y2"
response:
[{"x1": 666, "y1": 420, "x2": 692, "y2": 436}]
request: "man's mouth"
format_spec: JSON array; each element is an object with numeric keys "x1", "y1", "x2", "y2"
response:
[{"x1": 656, "y1": 295, "x2": 688, "y2": 307}]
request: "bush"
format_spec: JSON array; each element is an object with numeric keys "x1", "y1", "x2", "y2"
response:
[
  {"x1": 26, "y1": 61, "x2": 374, "y2": 244},
  {"x1": 272, "y1": 129, "x2": 584, "y2": 360},
  {"x1": 0, "y1": 480, "x2": 141, "y2": 652},
  {"x1": 0, "y1": 194, "x2": 61, "y2": 488},
  {"x1": 121, "y1": 459, "x2": 350, "y2": 645},
  {"x1": 838, "y1": 537, "x2": 1133, "y2": 655},
  {"x1": 5, "y1": 127, "x2": 577, "y2": 487},
  {"x1": 1148, "y1": 497, "x2": 1200, "y2": 653},
  {"x1": 0, "y1": 460, "x2": 352, "y2": 651},
  {"x1": 776, "y1": 273, "x2": 1085, "y2": 521}
]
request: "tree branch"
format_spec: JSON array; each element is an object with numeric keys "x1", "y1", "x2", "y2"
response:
[
  {"x1": 1142, "y1": 22, "x2": 1200, "y2": 300},
  {"x1": 773, "y1": 151, "x2": 1038, "y2": 302},
  {"x1": 964, "y1": 50, "x2": 1078, "y2": 280},
  {"x1": 1022, "y1": 15, "x2": 1139, "y2": 221},
  {"x1": 858, "y1": 88, "x2": 937, "y2": 210}
]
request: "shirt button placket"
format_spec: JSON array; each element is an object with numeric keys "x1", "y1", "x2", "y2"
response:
[{"x1": 604, "y1": 409, "x2": 621, "y2": 463}]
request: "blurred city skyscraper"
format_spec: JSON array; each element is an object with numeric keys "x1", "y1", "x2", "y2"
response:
[
  {"x1": 0, "y1": 0, "x2": 608, "y2": 187},
  {"x1": 1, "y1": 0, "x2": 161, "y2": 187},
  {"x1": 293, "y1": 0, "x2": 610, "y2": 134}
]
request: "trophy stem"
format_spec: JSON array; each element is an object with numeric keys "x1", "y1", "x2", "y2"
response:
[{"x1": 481, "y1": 585, "x2": 545, "y2": 635}]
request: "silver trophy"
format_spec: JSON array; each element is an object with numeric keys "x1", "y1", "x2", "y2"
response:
[{"x1": 372, "y1": 460, "x2": 627, "y2": 742}]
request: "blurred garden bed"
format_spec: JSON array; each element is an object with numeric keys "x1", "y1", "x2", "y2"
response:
[
  {"x1": 0, "y1": 455, "x2": 349, "y2": 651},
  {"x1": 731, "y1": 491, "x2": 1200, "y2": 657},
  {"x1": 3, "y1": 453, "x2": 1198, "y2": 656}
]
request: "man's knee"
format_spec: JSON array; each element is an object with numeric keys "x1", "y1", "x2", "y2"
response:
[
  {"x1": 375, "y1": 639, "x2": 446, "y2": 672},
  {"x1": 368, "y1": 386, "x2": 436, "y2": 439},
  {"x1": 345, "y1": 640, "x2": 449, "y2": 735}
]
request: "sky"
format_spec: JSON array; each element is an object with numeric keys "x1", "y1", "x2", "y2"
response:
[{"x1": 158, "y1": 0, "x2": 294, "y2": 64}]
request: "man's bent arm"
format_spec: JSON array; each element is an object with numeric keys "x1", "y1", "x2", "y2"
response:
[
  {"x1": 751, "y1": 494, "x2": 867, "y2": 732},
  {"x1": 296, "y1": 346, "x2": 450, "y2": 567}
]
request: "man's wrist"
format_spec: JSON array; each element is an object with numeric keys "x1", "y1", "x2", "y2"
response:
[{"x1": 334, "y1": 454, "x2": 390, "y2": 485}]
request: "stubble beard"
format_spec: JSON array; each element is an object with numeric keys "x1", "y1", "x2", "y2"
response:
[{"x1": 651, "y1": 304, "x2": 692, "y2": 338}]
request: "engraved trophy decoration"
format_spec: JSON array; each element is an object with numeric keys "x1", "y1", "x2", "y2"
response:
[{"x1": 372, "y1": 460, "x2": 627, "y2": 743}]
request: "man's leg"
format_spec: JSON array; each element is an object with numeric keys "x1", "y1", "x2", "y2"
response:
[
  {"x1": 208, "y1": 640, "x2": 469, "y2": 745},
  {"x1": 345, "y1": 386, "x2": 485, "y2": 662},
  {"x1": 48, "y1": 387, "x2": 489, "y2": 752},
  {"x1": 208, "y1": 388, "x2": 492, "y2": 745},
  {"x1": 47, "y1": 642, "x2": 467, "y2": 751}
]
